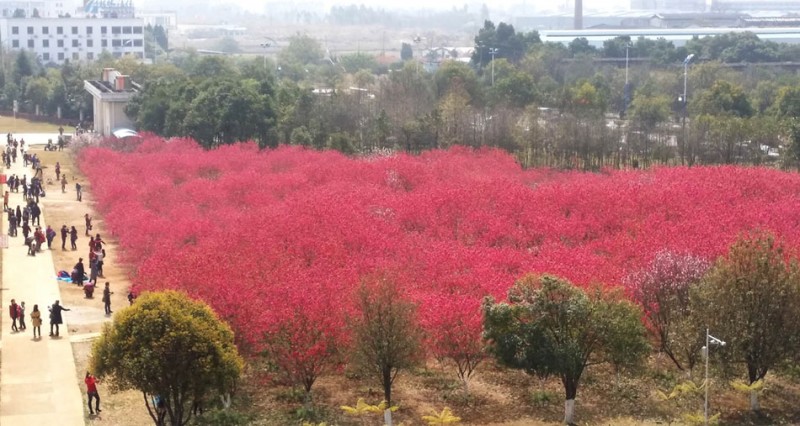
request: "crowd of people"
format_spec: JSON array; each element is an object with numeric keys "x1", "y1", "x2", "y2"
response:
[{"x1": 4, "y1": 132, "x2": 114, "y2": 418}]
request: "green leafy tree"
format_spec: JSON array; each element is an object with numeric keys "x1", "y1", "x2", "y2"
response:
[
  {"x1": 91, "y1": 291, "x2": 243, "y2": 426},
  {"x1": 775, "y1": 85, "x2": 800, "y2": 118},
  {"x1": 12, "y1": 50, "x2": 33, "y2": 86},
  {"x1": 25, "y1": 76, "x2": 52, "y2": 114},
  {"x1": 691, "y1": 232, "x2": 800, "y2": 411},
  {"x1": 471, "y1": 20, "x2": 540, "y2": 67},
  {"x1": 692, "y1": 80, "x2": 753, "y2": 118},
  {"x1": 483, "y1": 274, "x2": 648, "y2": 424},
  {"x1": 349, "y1": 273, "x2": 424, "y2": 425},
  {"x1": 214, "y1": 37, "x2": 240, "y2": 54},
  {"x1": 400, "y1": 42, "x2": 413, "y2": 61},
  {"x1": 568, "y1": 37, "x2": 596, "y2": 57},
  {"x1": 278, "y1": 33, "x2": 324, "y2": 68},
  {"x1": 183, "y1": 78, "x2": 274, "y2": 148}
]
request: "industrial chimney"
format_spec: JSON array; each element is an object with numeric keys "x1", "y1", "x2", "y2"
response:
[{"x1": 574, "y1": 0, "x2": 583, "y2": 30}]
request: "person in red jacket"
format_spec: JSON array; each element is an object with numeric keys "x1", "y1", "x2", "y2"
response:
[
  {"x1": 8, "y1": 299, "x2": 18, "y2": 332},
  {"x1": 85, "y1": 372, "x2": 101, "y2": 415}
]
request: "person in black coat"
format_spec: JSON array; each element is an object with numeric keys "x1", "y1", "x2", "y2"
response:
[
  {"x1": 73, "y1": 258, "x2": 85, "y2": 286},
  {"x1": 49, "y1": 300, "x2": 70, "y2": 337}
]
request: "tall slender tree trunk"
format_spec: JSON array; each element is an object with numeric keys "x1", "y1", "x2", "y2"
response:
[
  {"x1": 750, "y1": 390, "x2": 760, "y2": 411},
  {"x1": 564, "y1": 399, "x2": 575, "y2": 424}
]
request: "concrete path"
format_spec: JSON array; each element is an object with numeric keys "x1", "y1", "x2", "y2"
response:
[{"x1": 1, "y1": 137, "x2": 85, "y2": 424}]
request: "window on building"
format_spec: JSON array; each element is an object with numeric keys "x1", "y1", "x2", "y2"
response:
[
  {"x1": 113, "y1": 52, "x2": 121, "y2": 58},
  {"x1": 133, "y1": 26, "x2": 142, "y2": 34},
  {"x1": 27, "y1": 40, "x2": 33, "y2": 48},
  {"x1": 135, "y1": 52, "x2": 143, "y2": 59},
  {"x1": 57, "y1": 26, "x2": 63, "y2": 34},
  {"x1": 101, "y1": 40, "x2": 107, "y2": 47},
  {"x1": 57, "y1": 39, "x2": 64, "y2": 47},
  {"x1": 42, "y1": 39, "x2": 49, "y2": 48},
  {"x1": 11, "y1": 26, "x2": 18, "y2": 35},
  {"x1": 122, "y1": 26, "x2": 132, "y2": 34},
  {"x1": 11, "y1": 40, "x2": 18, "y2": 48},
  {"x1": 86, "y1": 39, "x2": 93, "y2": 47},
  {"x1": 27, "y1": 26, "x2": 33, "y2": 35},
  {"x1": 133, "y1": 39, "x2": 143, "y2": 47},
  {"x1": 42, "y1": 52, "x2": 49, "y2": 61},
  {"x1": 72, "y1": 39, "x2": 79, "y2": 47},
  {"x1": 71, "y1": 26, "x2": 78, "y2": 34},
  {"x1": 101, "y1": 26, "x2": 106, "y2": 34},
  {"x1": 72, "y1": 52, "x2": 78, "y2": 60},
  {"x1": 112, "y1": 39, "x2": 121, "y2": 47},
  {"x1": 87, "y1": 52, "x2": 93, "y2": 60},
  {"x1": 111, "y1": 26, "x2": 121, "y2": 34},
  {"x1": 42, "y1": 27, "x2": 48, "y2": 34},
  {"x1": 86, "y1": 26, "x2": 92, "y2": 34},
  {"x1": 58, "y1": 52, "x2": 64, "y2": 60}
]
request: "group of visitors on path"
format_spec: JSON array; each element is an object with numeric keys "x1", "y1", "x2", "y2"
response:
[
  {"x1": 8, "y1": 298, "x2": 69, "y2": 338},
  {"x1": 3, "y1": 133, "x2": 112, "y2": 416}
]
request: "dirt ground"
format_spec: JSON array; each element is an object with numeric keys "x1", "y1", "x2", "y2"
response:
[{"x1": 34, "y1": 146, "x2": 152, "y2": 425}]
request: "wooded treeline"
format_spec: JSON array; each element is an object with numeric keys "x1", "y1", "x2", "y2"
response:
[{"x1": 116, "y1": 21, "x2": 800, "y2": 169}]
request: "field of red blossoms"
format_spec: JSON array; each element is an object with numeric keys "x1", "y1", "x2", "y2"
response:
[{"x1": 79, "y1": 136, "x2": 800, "y2": 368}]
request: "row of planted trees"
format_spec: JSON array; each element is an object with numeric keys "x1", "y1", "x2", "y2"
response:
[{"x1": 94, "y1": 230, "x2": 800, "y2": 425}]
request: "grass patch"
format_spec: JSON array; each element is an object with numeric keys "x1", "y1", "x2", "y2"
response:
[{"x1": 0, "y1": 115, "x2": 64, "y2": 133}]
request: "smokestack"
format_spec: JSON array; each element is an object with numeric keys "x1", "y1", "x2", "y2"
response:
[{"x1": 574, "y1": 0, "x2": 583, "y2": 30}]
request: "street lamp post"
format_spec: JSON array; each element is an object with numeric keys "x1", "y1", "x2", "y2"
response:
[
  {"x1": 682, "y1": 53, "x2": 695, "y2": 165},
  {"x1": 489, "y1": 47, "x2": 499, "y2": 86},
  {"x1": 622, "y1": 42, "x2": 633, "y2": 118},
  {"x1": 260, "y1": 37, "x2": 278, "y2": 70},
  {"x1": 703, "y1": 328, "x2": 726, "y2": 426}
]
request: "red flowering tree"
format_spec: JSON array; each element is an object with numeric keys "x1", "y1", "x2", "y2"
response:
[{"x1": 624, "y1": 250, "x2": 710, "y2": 373}]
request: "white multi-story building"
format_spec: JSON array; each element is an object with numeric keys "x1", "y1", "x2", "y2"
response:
[
  {"x1": 0, "y1": 16, "x2": 145, "y2": 64},
  {"x1": 0, "y1": 0, "x2": 77, "y2": 18}
]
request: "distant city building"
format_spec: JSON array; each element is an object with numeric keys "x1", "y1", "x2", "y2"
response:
[
  {"x1": 540, "y1": 27, "x2": 800, "y2": 47},
  {"x1": 0, "y1": 0, "x2": 75, "y2": 18},
  {"x1": 137, "y1": 10, "x2": 175, "y2": 30},
  {"x1": 0, "y1": 16, "x2": 145, "y2": 64},
  {"x1": 711, "y1": 0, "x2": 800, "y2": 12},
  {"x1": 650, "y1": 12, "x2": 747, "y2": 28},
  {"x1": 631, "y1": 0, "x2": 707, "y2": 11},
  {"x1": 82, "y1": 0, "x2": 134, "y2": 19}
]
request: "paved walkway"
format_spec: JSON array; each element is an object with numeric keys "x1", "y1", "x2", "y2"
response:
[{"x1": 1, "y1": 135, "x2": 85, "y2": 424}]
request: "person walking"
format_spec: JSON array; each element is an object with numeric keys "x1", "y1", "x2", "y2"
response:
[
  {"x1": 61, "y1": 224, "x2": 68, "y2": 250},
  {"x1": 49, "y1": 300, "x2": 70, "y2": 337},
  {"x1": 102, "y1": 282, "x2": 113, "y2": 315},
  {"x1": 9, "y1": 299, "x2": 19, "y2": 332},
  {"x1": 46, "y1": 225, "x2": 56, "y2": 249},
  {"x1": 3, "y1": 190, "x2": 8, "y2": 211},
  {"x1": 70, "y1": 226, "x2": 78, "y2": 250},
  {"x1": 30, "y1": 304, "x2": 42, "y2": 339},
  {"x1": 8, "y1": 209, "x2": 17, "y2": 236},
  {"x1": 85, "y1": 213, "x2": 92, "y2": 236},
  {"x1": 55, "y1": 162, "x2": 61, "y2": 180},
  {"x1": 74, "y1": 258, "x2": 85, "y2": 286},
  {"x1": 18, "y1": 301, "x2": 26, "y2": 331},
  {"x1": 61, "y1": 175, "x2": 67, "y2": 193},
  {"x1": 85, "y1": 372, "x2": 102, "y2": 415},
  {"x1": 75, "y1": 182, "x2": 82, "y2": 202}
]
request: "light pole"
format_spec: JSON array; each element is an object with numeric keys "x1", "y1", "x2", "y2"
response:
[
  {"x1": 703, "y1": 328, "x2": 726, "y2": 426},
  {"x1": 682, "y1": 53, "x2": 695, "y2": 165},
  {"x1": 260, "y1": 37, "x2": 278, "y2": 70},
  {"x1": 622, "y1": 42, "x2": 633, "y2": 118},
  {"x1": 489, "y1": 47, "x2": 499, "y2": 86}
]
